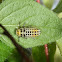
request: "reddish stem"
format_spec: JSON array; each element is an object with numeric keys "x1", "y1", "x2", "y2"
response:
[
  {"x1": 36, "y1": 0, "x2": 49, "y2": 62},
  {"x1": 36, "y1": 0, "x2": 40, "y2": 3},
  {"x1": 44, "y1": 44, "x2": 49, "y2": 62}
]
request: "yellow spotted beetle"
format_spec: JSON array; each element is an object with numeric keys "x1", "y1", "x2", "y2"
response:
[{"x1": 16, "y1": 27, "x2": 40, "y2": 38}]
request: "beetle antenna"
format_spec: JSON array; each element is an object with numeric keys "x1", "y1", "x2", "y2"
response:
[
  {"x1": 19, "y1": 22, "x2": 20, "y2": 28},
  {"x1": 23, "y1": 22, "x2": 26, "y2": 28}
]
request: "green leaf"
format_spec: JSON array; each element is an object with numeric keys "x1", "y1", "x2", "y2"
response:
[
  {"x1": 0, "y1": 0, "x2": 62, "y2": 48},
  {"x1": 56, "y1": 12, "x2": 62, "y2": 56},
  {"x1": 56, "y1": 37, "x2": 62, "y2": 55},
  {"x1": 58, "y1": 12, "x2": 62, "y2": 19},
  {"x1": 32, "y1": 46, "x2": 46, "y2": 62},
  {"x1": 6, "y1": 49, "x2": 22, "y2": 62},
  {"x1": 53, "y1": 0, "x2": 62, "y2": 13},
  {"x1": 0, "y1": 40, "x2": 13, "y2": 62},
  {"x1": 0, "y1": 0, "x2": 2, "y2": 3},
  {"x1": 43, "y1": 0, "x2": 54, "y2": 9},
  {"x1": 48, "y1": 42, "x2": 56, "y2": 62},
  {"x1": 32, "y1": 42, "x2": 56, "y2": 62},
  {"x1": 54, "y1": 45, "x2": 62, "y2": 62}
]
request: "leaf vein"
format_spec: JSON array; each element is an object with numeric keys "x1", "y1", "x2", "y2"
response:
[{"x1": 1, "y1": 4, "x2": 32, "y2": 22}]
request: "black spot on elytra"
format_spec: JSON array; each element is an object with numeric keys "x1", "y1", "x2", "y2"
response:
[
  {"x1": 21, "y1": 34, "x2": 22, "y2": 37},
  {"x1": 24, "y1": 34, "x2": 25, "y2": 37}
]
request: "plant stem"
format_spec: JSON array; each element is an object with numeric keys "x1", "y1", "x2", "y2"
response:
[
  {"x1": 0, "y1": 24, "x2": 31, "y2": 62},
  {"x1": 36, "y1": 0, "x2": 40, "y2": 3},
  {"x1": 36, "y1": 0, "x2": 49, "y2": 62},
  {"x1": 44, "y1": 44, "x2": 49, "y2": 62},
  {"x1": 0, "y1": 0, "x2": 2, "y2": 3}
]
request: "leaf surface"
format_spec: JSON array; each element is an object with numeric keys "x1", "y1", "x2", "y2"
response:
[
  {"x1": 0, "y1": 0, "x2": 62, "y2": 48},
  {"x1": 54, "y1": 45, "x2": 62, "y2": 62},
  {"x1": 43, "y1": 0, "x2": 54, "y2": 9},
  {"x1": 58, "y1": 12, "x2": 62, "y2": 19},
  {"x1": 56, "y1": 12, "x2": 62, "y2": 55},
  {"x1": 53, "y1": 0, "x2": 62, "y2": 13},
  {"x1": 56, "y1": 37, "x2": 62, "y2": 55},
  {"x1": 48, "y1": 42, "x2": 56, "y2": 62},
  {"x1": 32, "y1": 46, "x2": 46, "y2": 62},
  {"x1": 32, "y1": 42, "x2": 56, "y2": 62},
  {"x1": 6, "y1": 49, "x2": 22, "y2": 62},
  {"x1": 0, "y1": 40, "x2": 13, "y2": 62}
]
